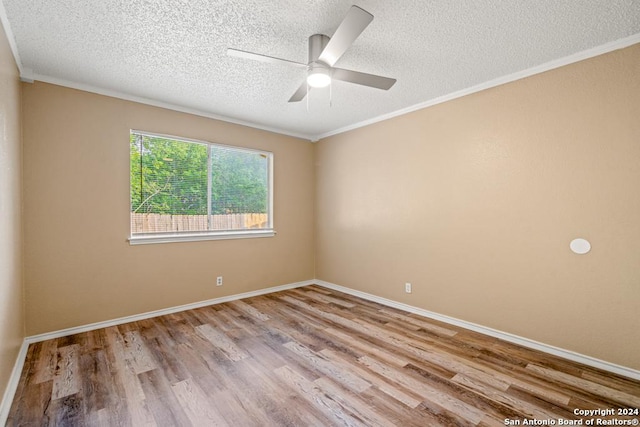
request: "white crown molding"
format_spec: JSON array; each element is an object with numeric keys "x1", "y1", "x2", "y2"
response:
[
  {"x1": 0, "y1": 0, "x2": 24, "y2": 75},
  {"x1": 315, "y1": 280, "x2": 640, "y2": 381},
  {"x1": 11, "y1": 24, "x2": 637, "y2": 144},
  {"x1": 25, "y1": 73, "x2": 317, "y2": 142},
  {"x1": 314, "y1": 34, "x2": 640, "y2": 141}
]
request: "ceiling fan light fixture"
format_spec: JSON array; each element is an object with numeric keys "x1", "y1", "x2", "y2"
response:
[{"x1": 307, "y1": 65, "x2": 331, "y2": 88}]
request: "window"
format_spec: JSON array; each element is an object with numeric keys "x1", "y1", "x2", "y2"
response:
[{"x1": 129, "y1": 131, "x2": 274, "y2": 244}]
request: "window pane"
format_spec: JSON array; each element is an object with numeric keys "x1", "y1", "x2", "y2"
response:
[
  {"x1": 130, "y1": 131, "x2": 272, "y2": 237},
  {"x1": 130, "y1": 134, "x2": 208, "y2": 233},
  {"x1": 210, "y1": 146, "x2": 269, "y2": 231},
  {"x1": 210, "y1": 146, "x2": 268, "y2": 214}
]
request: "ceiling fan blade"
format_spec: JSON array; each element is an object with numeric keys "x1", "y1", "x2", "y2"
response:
[
  {"x1": 227, "y1": 48, "x2": 307, "y2": 68},
  {"x1": 318, "y1": 6, "x2": 373, "y2": 67},
  {"x1": 288, "y1": 82, "x2": 309, "y2": 102},
  {"x1": 332, "y1": 68, "x2": 396, "y2": 90}
]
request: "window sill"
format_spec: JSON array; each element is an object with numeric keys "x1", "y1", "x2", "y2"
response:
[{"x1": 129, "y1": 229, "x2": 276, "y2": 245}]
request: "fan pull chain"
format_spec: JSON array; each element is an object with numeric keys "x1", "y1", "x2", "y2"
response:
[
  {"x1": 329, "y1": 78, "x2": 333, "y2": 107},
  {"x1": 306, "y1": 82, "x2": 310, "y2": 112}
]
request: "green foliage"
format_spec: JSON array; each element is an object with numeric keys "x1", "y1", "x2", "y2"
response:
[
  {"x1": 130, "y1": 133, "x2": 268, "y2": 215},
  {"x1": 210, "y1": 148, "x2": 268, "y2": 214}
]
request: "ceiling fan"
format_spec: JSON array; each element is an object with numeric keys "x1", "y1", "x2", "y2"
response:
[{"x1": 227, "y1": 5, "x2": 396, "y2": 102}]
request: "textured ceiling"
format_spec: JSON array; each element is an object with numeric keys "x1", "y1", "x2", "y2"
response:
[{"x1": 2, "y1": 0, "x2": 639, "y2": 140}]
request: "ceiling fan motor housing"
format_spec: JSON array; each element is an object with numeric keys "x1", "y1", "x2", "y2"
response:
[{"x1": 308, "y1": 34, "x2": 330, "y2": 63}]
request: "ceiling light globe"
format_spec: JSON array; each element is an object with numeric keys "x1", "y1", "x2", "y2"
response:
[{"x1": 307, "y1": 71, "x2": 331, "y2": 88}]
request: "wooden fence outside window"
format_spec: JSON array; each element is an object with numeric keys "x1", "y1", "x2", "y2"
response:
[{"x1": 131, "y1": 213, "x2": 268, "y2": 233}]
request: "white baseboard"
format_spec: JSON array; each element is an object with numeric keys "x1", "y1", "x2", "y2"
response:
[
  {"x1": 0, "y1": 279, "x2": 313, "y2": 424},
  {"x1": 25, "y1": 280, "x2": 314, "y2": 344},
  {"x1": 0, "y1": 340, "x2": 29, "y2": 426},
  {"x1": 315, "y1": 280, "x2": 640, "y2": 381},
  {"x1": 2, "y1": 277, "x2": 638, "y2": 425}
]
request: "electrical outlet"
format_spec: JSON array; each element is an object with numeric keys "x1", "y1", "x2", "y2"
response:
[
  {"x1": 216, "y1": 276, "x2": 223, "y2": 286},
  {"x1": 405, "y1": 282, "x2": 412, "y2": 293}
]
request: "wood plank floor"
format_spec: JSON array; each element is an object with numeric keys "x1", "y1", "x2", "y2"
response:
[{"x1": 7, "y1": 285, "x2": 640, "y2": 426}]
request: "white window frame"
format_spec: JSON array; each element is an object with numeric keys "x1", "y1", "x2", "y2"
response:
[{"x1": 129, "y1": 130, "x2": 275, "y2": 245}]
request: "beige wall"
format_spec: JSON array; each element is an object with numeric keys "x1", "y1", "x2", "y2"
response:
[
  {"x1": 22, "y1": 83, "x2": 315, "y2": 335},
  {"x1": 316, "y1": 44, "x2": 640, "y2": 370},
  {"x1": 0, "y1": 20, "x2": 24, "y2": 405},
  {"x1": 15, "y1": 41, "x2": 640, "y2": 372}
]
